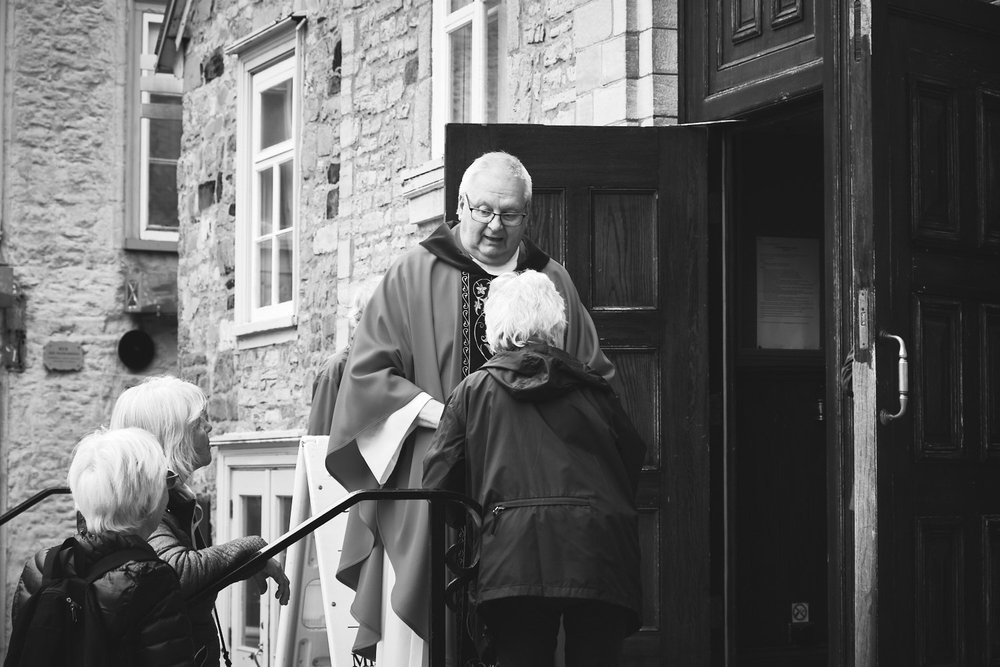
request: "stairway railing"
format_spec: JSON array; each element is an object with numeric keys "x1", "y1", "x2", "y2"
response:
[
  {"x1": 0, "y1": 486, "x2": 71, "y2": 527},
  {"x1": 189, "y1": 487, "x2": 482, "y2": 667}
]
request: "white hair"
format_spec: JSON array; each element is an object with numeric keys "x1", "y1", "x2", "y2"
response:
[
  {"x1": 457, "y1": 151, "x2": 533, "y2": 214},
  {"x1": 110, "y1": 376, "x2": 207, "y2": 480},
  {"x1": 484, "y1": 270, "x2": 567, "y2": 353},
  {"x1": 69, "y1": 428, "x2": 167, "y2": 536}
]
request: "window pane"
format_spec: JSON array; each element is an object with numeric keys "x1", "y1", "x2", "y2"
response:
[
  {"x1": 260, "y1": 78, "x2": 292, "y2": 149},
  {"x1": 450, "y1": 24, "x2": 472, "y2": 123},
  {"x1": 258, "y1": 167, "x2": 273, "y2": 236},
  {"x1": 149, "y1": 117, "x2": 181, "y2": 160},
  {"x1": 487, "y1": 7, "x2": 499, "y2": 123},
  {"x1": 147, "y1": 163, "x2": 179, "y2": 229},
  {"x1": 258, "y1": 239, "x2": 272, "y2": 308},
  {"x1": 278, "y1": 160, "x2": 293, "y2": 230},
  {"x1": 241, "y1": 496, "x2": 262, "y2": 647},
  {"x1": 449, "y1": 0, "x2": 472, "y2": 11},
  {"x1": 149, "y1": 93, "x2": 181, "y2": 106},
  {"x1": 277, "y1": 233, "x2": 293, "y2": 304},
  {"x1": 144, "y1": 17, "x2": 160, "y2": 57}
]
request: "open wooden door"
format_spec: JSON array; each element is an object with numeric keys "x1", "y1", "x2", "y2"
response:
[
  {"x1": 872, "y1": 2, "x2": 1000, "y2": 663},
  {"x1": 445, "y1": 124, "x2": 719, "y2": 665}
]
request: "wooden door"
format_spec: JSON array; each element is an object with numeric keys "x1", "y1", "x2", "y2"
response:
[
  {"x1": 445, "y1": 124, "x2": 718, "y2": 665},
  {"x1": 875, "y1": 2, "x2": 1000, "y2": 663},
  {"x1": 683, "y1": 0, "x2": 823, "y2": 120}
]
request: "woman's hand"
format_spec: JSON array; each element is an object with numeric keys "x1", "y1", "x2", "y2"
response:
[{"x1": 250, "y1": 557, "x2": 291, "y2": 605}]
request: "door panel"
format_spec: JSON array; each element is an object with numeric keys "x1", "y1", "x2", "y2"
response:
[
  {"x1": 684, "y1": 0, "x2": 823, "y2": 120},
  {"x1": 445, "y1": 123, "x2": 716, "y2": 665},
  {"x1": 877, "y1": 3, "x2": 1000, "y2": 663}
]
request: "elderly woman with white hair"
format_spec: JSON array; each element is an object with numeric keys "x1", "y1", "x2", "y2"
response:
[
  {"x1": 423, "y1": 270, "x2": 647, "y2": 667},
  {"x1": 111, "y1": 376, "x2": 290, "y2": 667},
  {"x1": 10, "y1": 428, "x2": 195, "y2": 666}
]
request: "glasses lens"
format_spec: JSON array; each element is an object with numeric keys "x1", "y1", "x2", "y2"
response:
[
  {"x1": 499, "y1": 213, "x2": 524, "y2": 227},
  {"x1": 166, "y1": 470, "x2": 179, "y2": 489},
  {"x1": 469, "y1": 207, "x2": 494, "y2": 224}
]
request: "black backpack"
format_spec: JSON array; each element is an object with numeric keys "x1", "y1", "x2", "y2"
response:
[{"x1": 4, "y1": 537, "x2": 155, "y2": 667}]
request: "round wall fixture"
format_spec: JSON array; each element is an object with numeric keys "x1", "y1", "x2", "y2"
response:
[{"x1": 117, "y1": 330, "x2": 155, "y2": 371}]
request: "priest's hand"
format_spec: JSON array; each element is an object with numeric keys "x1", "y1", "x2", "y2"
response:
[{"x1": 417, "y1": 399, "x2": 445, "y2": 429}]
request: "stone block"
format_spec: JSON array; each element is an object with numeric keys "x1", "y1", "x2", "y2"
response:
[
  {"x1": 602, "y1": 34, "x2": 627, "y2": 83},
  {"x1": 613, "y1": 0, "x2": 627, "y2": 35},
  {"x1": 593, "y1": 80, "x2": 628, "y2": 125},
  {"x1": 574, "y1": 0, "x2": 613, "y2": 48},
  {"x1": 638, "y1": 28, "x2": 652, "y2": 77},
  {"x1": 575, "y1": 44, "x2": 602, "y2": 91},
  {"x1": 635, "y1": 74, "x2": 654, "y2": 120},
  {"x1": 630, "y1": 0, "x2": 652, "y2": 31},
  {"x1": 652, "y1": 27, "x2": 678, "y2": 74},
  {"x1": 653, "y1": 72, "x2": 679, "y2": 118},
  {"x1": 576, "y1": 92, "x2": 595, "y2": 125},
  {"x1": 653, "y1": 0, "x2": 678, "y2": 28},
  {"x1": 314, "y1": 224, "x2": 339, "y2": 254}
]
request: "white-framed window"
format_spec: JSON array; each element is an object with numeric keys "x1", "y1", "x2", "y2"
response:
[
  {"x1": 431, "y1": 0, "x2": 503, "y2": 156},
  {"x1": 229, "y1": 17, "x2": 302, "y2": 339},
  {"x1": 126, "y1": 1, "x2": 182, "y2": 250},
  {"x1": 215, "y1": 433, "x2": 300, "y2": 667}
]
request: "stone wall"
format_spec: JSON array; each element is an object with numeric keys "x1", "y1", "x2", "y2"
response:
[
  {"x1": 173, "y1": 0, "x2": 680, "y2": 494},
  {"x1": 0, "y1": 0, "x2": 180, "y2": 638}
]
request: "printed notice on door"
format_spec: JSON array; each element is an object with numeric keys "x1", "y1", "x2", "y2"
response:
[{"x1": 756, "y1": 237, "x2": 821, "y2": 350}]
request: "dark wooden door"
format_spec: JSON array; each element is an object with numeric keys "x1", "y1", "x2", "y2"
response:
[
  {"x1": 684, "y1": 0, "x2": 823, "y2": 120},
  {"x1": 875, "y1": 3, "x2": 1000, "y2": 663},
  {"x1": 445, "y1": 124, "x2": 718, "y2": 665}
]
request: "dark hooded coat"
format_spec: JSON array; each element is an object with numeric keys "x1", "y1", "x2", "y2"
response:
[{"x1": 423, "y1": 343, "x2": 646, "y2": 632}]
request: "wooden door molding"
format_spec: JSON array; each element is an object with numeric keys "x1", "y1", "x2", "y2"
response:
[
  {"x1": 823, "y1": 0, "x2": 871, "y2": 662},
  {"x1": 683, "y1": 0, "x2": 824, "y2": 121}
]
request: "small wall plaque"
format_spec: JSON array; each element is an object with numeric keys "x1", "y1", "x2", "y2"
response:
[{"x1": 43, "y1": 341, "x2": 84, "y2": 372}]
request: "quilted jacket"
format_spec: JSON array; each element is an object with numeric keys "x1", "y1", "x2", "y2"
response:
[
  {"x1": 12, "y1": 532, "x2": 195, "y2": 667},
  {"x1": 149, "y1": 487, "x2": 267, "y2": 666}
]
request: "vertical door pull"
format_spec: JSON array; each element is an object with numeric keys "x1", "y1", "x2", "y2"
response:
[{"x1": 879, "y1": 332, "x2": 909, "y2": 425}]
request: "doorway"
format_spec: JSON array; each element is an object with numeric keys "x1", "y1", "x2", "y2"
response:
[{"x1": 724, "y1": 103, "x2": 828, "y2": 666}]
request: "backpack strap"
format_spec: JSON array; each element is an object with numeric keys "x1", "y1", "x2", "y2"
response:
[
  {"x1": 84, "y1": 547, "x2": 158, "y2": 584},
  {"x1": 39, "y1": 537, "x2": 82, "y2": 585}
]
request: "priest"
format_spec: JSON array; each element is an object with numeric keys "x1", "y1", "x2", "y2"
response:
[{"x1": 326, "y1": 151, "x2": 614, "y2": 665}]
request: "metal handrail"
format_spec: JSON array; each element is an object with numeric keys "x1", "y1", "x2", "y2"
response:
[
  {"x1": 189, "y1": 487, "x2": 482, "y2": 667},
  {"x1": 0, "y1": 486, "x2": 71, "y2": 527}
]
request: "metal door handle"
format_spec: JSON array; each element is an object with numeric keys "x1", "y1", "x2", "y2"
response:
[{"x1": 879, "y1": 332, "x2": 909, "y2": 425}]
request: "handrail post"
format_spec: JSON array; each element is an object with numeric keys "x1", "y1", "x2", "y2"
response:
[{"x1": 429, "y1": 499, "x2": 445, "y2": 667}]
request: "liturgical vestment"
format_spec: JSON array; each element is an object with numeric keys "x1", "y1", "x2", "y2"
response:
[{"x1": 325, "y1": 222, "x2": 614, "y2": 661}]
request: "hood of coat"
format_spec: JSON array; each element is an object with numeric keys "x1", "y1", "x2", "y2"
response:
[{"x1": 482, "y1": 344, "x2": 611, "y2": 400}]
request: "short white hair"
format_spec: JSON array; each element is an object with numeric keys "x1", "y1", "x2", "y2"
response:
[
  {"x1": 69, "y1": 428, "x2": 167, "y2": 536},
  {"x1": 458, "y1": 151, "x2": 533, "y2": 213},
  {"x1": 110, "y1": 376, "x2": 206, "y2": 480},
  {"x1": 484, "y1": 270, "x2": 567, "y2": 353}
]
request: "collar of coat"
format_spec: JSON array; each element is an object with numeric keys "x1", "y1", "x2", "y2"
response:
[{"x1": 419, "y1": 221, "x2": 550, "y2": 275}]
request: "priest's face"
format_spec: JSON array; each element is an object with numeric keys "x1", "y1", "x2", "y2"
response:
[{"x1": 458, "y1": 167, "x2": 528, "y2": 266}]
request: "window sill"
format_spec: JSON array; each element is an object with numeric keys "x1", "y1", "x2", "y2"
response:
[
  {"x1": 234, "y1": 314, "x2": 297, "y2": 349},
  {"x1": 124, "y1": 238, "x2": 179, "y2": 253}
]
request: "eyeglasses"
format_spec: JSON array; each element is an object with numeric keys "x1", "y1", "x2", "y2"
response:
[
  {"x1": 464, "y1": 194, "x2": 528, "y2": 227},
  {"x1": 166, "y1": 470, "x2": 179, "y2": 490}
]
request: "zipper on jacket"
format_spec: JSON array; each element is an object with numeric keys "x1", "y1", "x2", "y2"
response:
[{"x1": 489, "y1": 496, "x2": 590, "y2": 535}]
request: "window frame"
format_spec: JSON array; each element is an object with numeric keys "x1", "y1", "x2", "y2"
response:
[
  {"x1": 431, "y1": 0, "x2": 504, "y2": 157},
  {"x1": 229, "y1": 17, "x2": 303, "y2": 339},
  {"x1": 126, "y1": 0, "x2": 183, "y2": 251}
]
